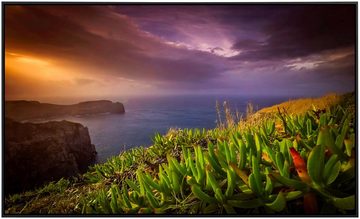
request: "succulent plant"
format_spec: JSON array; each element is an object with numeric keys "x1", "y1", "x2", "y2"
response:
[{"x1": 81, "y1": 105, "x2": 355, "y2": 215}]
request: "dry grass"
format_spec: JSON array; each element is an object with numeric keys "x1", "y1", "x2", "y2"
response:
[
  {"x1": 237, "y1": 92, "x2": 354, "y2": 131},
  {"x1": 257, "y1": 93, "x2": 342, "y2": 115}
]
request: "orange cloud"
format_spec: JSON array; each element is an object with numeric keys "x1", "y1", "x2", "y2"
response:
[
  {"x1": 5, "y1": 50, "x2": 159, "y2": 102},
  {"x1": 5, "y1": 51, "x2": 73, "y2": 81}
]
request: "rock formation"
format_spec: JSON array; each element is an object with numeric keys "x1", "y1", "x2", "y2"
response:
[
  {"x1": 4, "y1": 118, "x2": 97, "y2": 194},
  {"x1": 5, "y1": 100, "x2": 125, "y2": 121}
]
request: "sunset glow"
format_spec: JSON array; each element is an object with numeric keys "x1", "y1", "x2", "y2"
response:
[{"x1": 4, "y1": 5, "x2": 355, "y2": 102}]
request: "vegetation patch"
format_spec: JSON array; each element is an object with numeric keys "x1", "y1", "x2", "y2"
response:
[{"x1": 5, "y1": 92, "x2": 355, "y2": 215}]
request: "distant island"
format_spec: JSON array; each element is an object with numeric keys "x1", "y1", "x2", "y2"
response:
[{"x1": 5, "y1": 100, "x2": 125, "y2": 121}]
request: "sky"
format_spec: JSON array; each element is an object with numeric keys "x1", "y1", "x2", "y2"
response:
[{"x1": 4, "y1": 4, "x2": 356, "y2": 102}]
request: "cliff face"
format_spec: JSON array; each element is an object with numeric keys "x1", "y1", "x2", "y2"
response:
[
  {"x1": 5, "y1": 100, "x2": 125, "y2": 121},
  {"x1": 5, "y1": 118, "x2": 97, "y2": 194}
]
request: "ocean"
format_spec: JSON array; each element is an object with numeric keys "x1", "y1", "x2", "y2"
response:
[{"x1": 31, "y1": 95, "x2": 292, "y2": 162}]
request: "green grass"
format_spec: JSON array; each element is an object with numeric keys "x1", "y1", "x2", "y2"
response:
[{"x1": 4, "y1": 92, "x2": 355, "y2": 215}]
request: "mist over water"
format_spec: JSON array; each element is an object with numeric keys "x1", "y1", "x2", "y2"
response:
[{"x1": 30, "y1": 95, "x2": 292, "y2": 162}]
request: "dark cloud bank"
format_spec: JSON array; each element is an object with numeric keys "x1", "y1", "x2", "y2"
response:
[{"x1": 5, "y1": 4, "x2": 356, "y2": 97}]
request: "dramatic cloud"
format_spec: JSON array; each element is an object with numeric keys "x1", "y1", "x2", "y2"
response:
[
  {"x1": 231, "y1": 5, "x2": 355, "y2": 61},
  {"x1": 4, "y1": 4, "x2": 356, "y2": 101}
]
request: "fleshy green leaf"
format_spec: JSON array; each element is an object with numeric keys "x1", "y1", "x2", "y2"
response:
[
  {"x1": 307, "y1": 144, "x2": 325, "y2": 185},
  {"x1": 265, "y1": 192, "x2": 286, "y2": 212},
  {"x1": 332, "y1": 195, "x2": 355, "y2": 210},
  {"x1": 269, "y1": 173, "x2": 307, "y2": 190},
  {"x1": 323, "y1": 155, "x2": 341, "y2": 185},
  {"x1": 227, "y1": 198, "x2": 264, "y2": 209},
  {"x1": 317, "y1": 126, "x2": 347, "y2": 161}
]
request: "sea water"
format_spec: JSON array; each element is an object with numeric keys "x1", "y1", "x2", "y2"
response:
[{"x1": 31, "y1": 95, "x2": 292, "y2": 162}]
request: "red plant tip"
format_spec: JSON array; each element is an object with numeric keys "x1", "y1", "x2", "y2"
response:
[
  {"x1": 289, "y1": 147, "x2": 300, "y2": 156},
  {"x1": 289, "y1": 147, "x2": 311, "y2": 183}
]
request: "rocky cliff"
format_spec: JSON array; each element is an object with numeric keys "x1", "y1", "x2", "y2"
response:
[
  {"x1": 5, "y1": 100, "x2": 125, "y2": 121},
  {"x1": 5, "y1": 118, "x2": 97, "y2": 194}
]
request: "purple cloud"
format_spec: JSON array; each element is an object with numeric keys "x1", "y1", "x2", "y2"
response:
[{"x1": 4, "y1": 4, "x2": 356, "y2": 98}]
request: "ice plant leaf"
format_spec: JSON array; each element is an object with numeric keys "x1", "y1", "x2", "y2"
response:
[
  {"x1": 265, "y1": 192, "x2": 286, "y2": 212},
  {"x1": 344, "y1": 139, "x2": 354, "y2": 157},
  {"x1": 214, "y1": 188, "x2": 225, "y2": 203},
  {"x1": 239, "y1": 140, "x2": 247, "y2": 169},
  {"x1": 225, "y1": 168, "x2": 236, "y2": 198},
  {"x1": 227, "y1": 199, "x2": 264, "y2": 209},
  {"x1": 263, "y1": 145, "x2": 275, "y2": 163},
  {"x1": 251, "y1": 155, "x2": 264, "y2": 195},
  {"x1": 229, "y1": 162, "x2": 248, "y2": 185},
  {"x1": 307, "y1": 145, "x2": 325, "y2": 185},
  {"x1": 269, "y1": 173, "x2": 307, "y2": 190},
  {"x1": 249, "y1": 173, "x2": 261, "y2": 196},
  {"x1": 332, "y1": 195, "x2": 355, "y2": 210},
  {"x1": 284, "y1": 191, "x2": 303, "y2": 201},
  {"x1": 126, "y1": 179, "x2": 140, "y2": 193},
  {"x1": 186, "y1": 176, "x2": 197, "y2": 186},
  {"x1": 146, "y1": 191, "x2": 159, "y2": 208},
  {"x1": 326, "y1": 161, "x2": 341, "y2": 185},
  {"x1": 143, "y1": 173, "x2": 161, "y2": 191},
  {"x1": 122, "y1": 191, "x2": 132, "y2": 209},
  {"x1": 317, "y1": 126, "x2": 347, "y2": 161},
  {"x1": 254, "y1": 133, "x2": 262, "y2": 158},
  {"x1": 206, "y1": 171, "x2": 221, "y2": 193},
  {"x1": 171, "y1": 171, "x2": 180, "y2": 193},
  {"x1": 223, "y1": 204, "x2": 237, "y2": 214},
  {"x1": 282, "y1": 160, "x2": 290, "y2": 178},
  {"x1": 275, "y1": 152, "x2": 284, "y2": 172},
  {"x1": 335, "y1": 115, "x2": 350, "y2": 149},
  {"x1": 207, "y1": 143, "x2": 227, "y2": 176},
  {"x1": 323, "y1": 154, "x2": 341, "y2": 185},
  {"x1": 289, "y1": 147, "x2": 311, "y2": 183},
  {"x1": 191, "y1": 184, "x2": 217, "y2": 204},
  {"x1": 264, "y1": 175, "x2": 273, "y2": 195}
]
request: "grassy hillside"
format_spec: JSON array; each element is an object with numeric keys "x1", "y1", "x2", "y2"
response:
[
  {"x1": 257, "y1": 93, "x2": 342, "y2": 115},
  {"x1": 5, "y1": 92, "x2": 356, "y2": 215}
]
